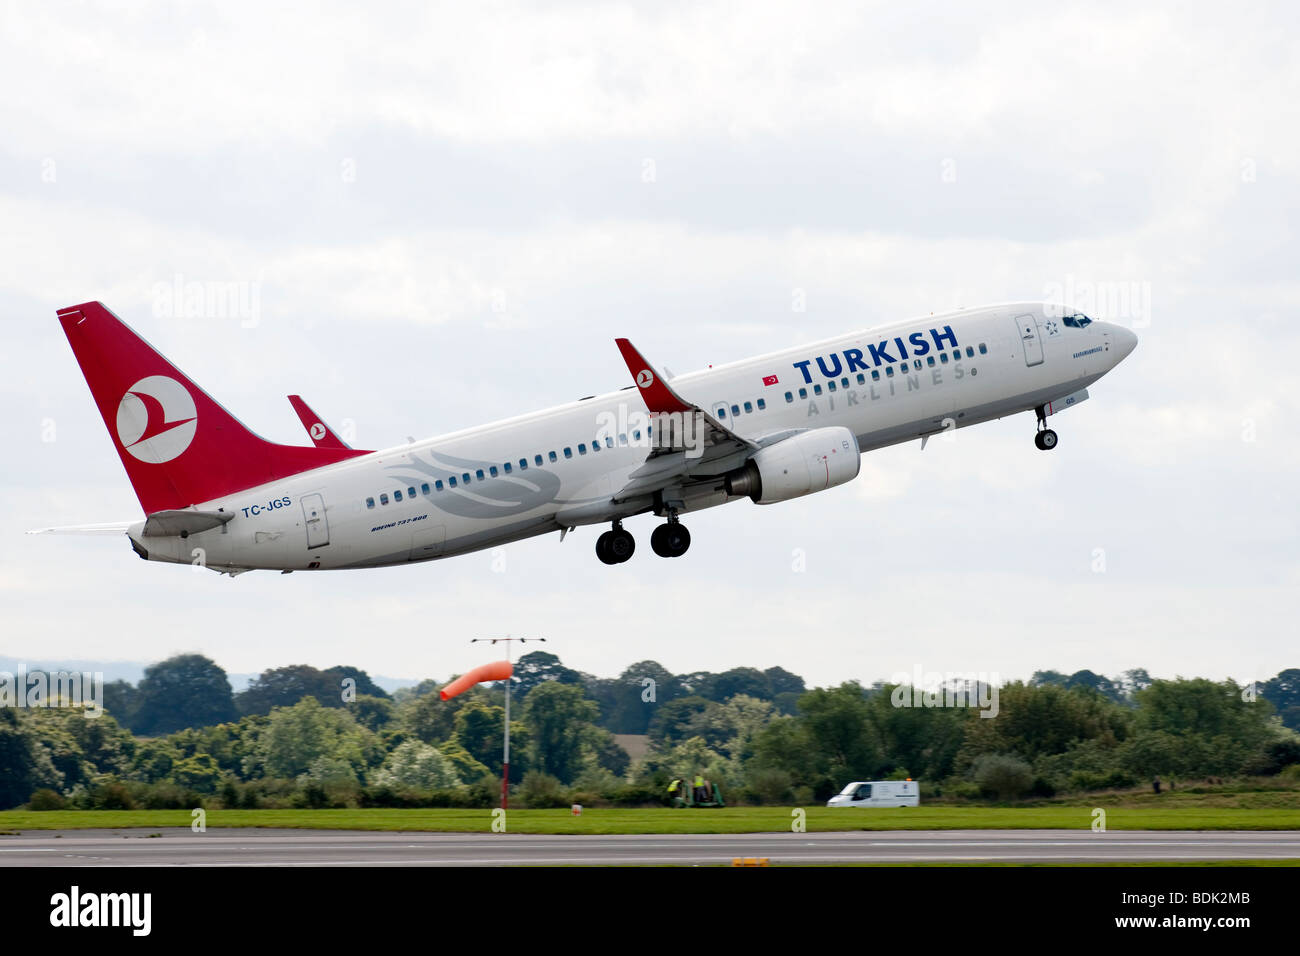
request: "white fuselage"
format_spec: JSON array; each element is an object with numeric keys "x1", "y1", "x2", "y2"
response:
[{"x1": 128, "y1": 302, "x2": 1134, "y2": 572}]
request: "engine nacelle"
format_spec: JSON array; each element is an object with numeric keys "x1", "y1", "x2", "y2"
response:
[{"x1": 724, "y1": 426, "x2": 861, "y2": 504}]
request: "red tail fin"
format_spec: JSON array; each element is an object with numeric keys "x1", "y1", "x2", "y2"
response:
[{"x1": 57, "y1": 302, "x2": 368, "y2": 514}]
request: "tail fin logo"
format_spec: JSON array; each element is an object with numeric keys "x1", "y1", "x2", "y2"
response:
[{"x1": 115, "y1": 375, "x2": 198, "y2": 464}]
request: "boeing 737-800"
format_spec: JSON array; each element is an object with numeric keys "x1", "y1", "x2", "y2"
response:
[{"x1": 33, "y1": 301, "x2": 1136, "y2": 572}]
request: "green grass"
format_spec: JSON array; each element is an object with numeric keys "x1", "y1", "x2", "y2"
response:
[{"x1": 1, "y1": 805, "x2": 1298, "y2": 834}]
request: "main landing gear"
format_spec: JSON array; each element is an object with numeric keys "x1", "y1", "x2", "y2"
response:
[
  {"x1": 595, "y1": 515, "x2": 692, "y2": 564},
  {"x1": 595, "y1": 522, "x2": 636, "y2": 565},
  {"x1": 1033, "y1": 404, "x2": 1058, "y2": 451},
  {"x1": 650, "y1": 515, "x2": 691, "y2": 559}
]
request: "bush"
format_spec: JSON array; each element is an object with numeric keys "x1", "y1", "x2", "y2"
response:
[
  {"x1": 1067, "y1": 768, "x2": 1135, "y2": 792},
  {"x1": 973, "y1": 754, "x2": 1034, "y2": 801},
  {"x1": 28, "y1": 789, "x2": 65, "y2": 811},
  {"x1": 607, "y1": 784, "x2": 663, "y2": 807},
  {"x1": 358, "y1": 785, "x2": 485, "y2": 808},
  {"x1": 748, "y1": 768, "x2": 794, "y2": 805},
  {"x1": 464, "y1": 776, "x2": 500, "y2": 809},
  {"x1": 1258, "y1": 740, "x2": 1300, "y2": 775},
  {"x1": 219, "y1": 780, "x2": 239, "y2": 809},
  {"x1": 295, "y1": 782, "x2": 329, "y2": 809},
  {"x1": 518, "y1": 771, "x2": 569, "y2": 808},
  {"x1": 91, "y1": 781, "x2": 135, "y2": 810},
  {"x1": 136, "y1": 782, "x2": 203, "y2": 810},
  {"x1": 941, "y1": 779, "x2": 982, "y2": 800},
  {"x1": 1029, "y1": 776, "x2": 1057, "y2": 798}
]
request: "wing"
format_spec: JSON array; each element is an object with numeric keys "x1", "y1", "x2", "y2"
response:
[
  {"x1": 288, "y1": 395, "x2": 352, "y2": 449},
  {"x1": 612, "y1": 338, "x2": 769, "y2": 500}
]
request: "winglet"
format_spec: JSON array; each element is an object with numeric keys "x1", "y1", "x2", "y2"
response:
[
  {"x1": 614, "y1": 339, "x2": 693, "y2": 415},
  {"x1": 288, "y1": 395, "x2": 352, "y2": 449}
]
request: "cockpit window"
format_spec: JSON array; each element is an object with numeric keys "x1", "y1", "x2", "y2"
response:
[{"x1": 1062, "y1": 312, "x2": 1093, "y2": 328}]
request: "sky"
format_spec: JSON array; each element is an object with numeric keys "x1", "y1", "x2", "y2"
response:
[{"x1": 1, "y1": 1, "x2": 1296, "y2": 691}]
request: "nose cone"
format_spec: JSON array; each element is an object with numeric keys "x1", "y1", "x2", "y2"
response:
[{"x1": 1112, "y1": 324, "x2": 1138, "y2": 363}]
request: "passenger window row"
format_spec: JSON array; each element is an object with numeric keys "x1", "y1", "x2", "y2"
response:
[
  {"x1": 365, "y1": 429, "x2": 649, "y2": 509},
  {"x1": 783, "y1": 343, "x2": 987, "y2": 402},
  {"x1": 716, "y1": 397, "x2": 767, "y2": 420}
]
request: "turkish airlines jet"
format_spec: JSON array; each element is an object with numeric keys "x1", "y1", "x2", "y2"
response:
[{"x1": 33, "y1": 301, "x2": 1136, "y2": 573}]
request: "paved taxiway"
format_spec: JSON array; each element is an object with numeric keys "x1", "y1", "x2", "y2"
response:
[{"x1": 1, "y1": 828, "x2": 1297, "y2": 865}]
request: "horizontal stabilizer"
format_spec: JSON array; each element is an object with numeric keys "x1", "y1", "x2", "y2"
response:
[
  {"x1": 142, "y1": 510, "x2": 234, "y2": 537},
  {"x1": 26, "y1": 521, "x2": 132, "y2": 536}
]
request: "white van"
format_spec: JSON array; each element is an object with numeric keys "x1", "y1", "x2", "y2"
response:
[{"x1": 826, "y1": 780, "x2": 919, "y2": 808}]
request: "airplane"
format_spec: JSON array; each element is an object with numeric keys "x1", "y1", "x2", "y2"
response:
[{"x1": 32, "y1": 300, "x2": 1136, "y2": 573}]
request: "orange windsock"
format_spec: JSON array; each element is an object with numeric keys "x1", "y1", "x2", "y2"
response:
[{"x1": 439, "y1": 660, "x2": 513, "y2": 701}]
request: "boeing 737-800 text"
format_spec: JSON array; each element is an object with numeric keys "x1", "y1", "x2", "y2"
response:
[{"x1": 33, "y1": 301, "x2": 1136, "y2": 573}]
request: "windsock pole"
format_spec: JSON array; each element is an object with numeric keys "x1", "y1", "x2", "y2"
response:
[
  {"x1": 471, "y1": 636, "x2": 546, "y2": 811},
  {"x1": 502, "y1": 672, "x2": 511, "y2": 810}
]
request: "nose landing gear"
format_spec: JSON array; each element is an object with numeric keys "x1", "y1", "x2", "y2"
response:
[
  {"x1": 1033, "y1": 404, "x2": 1058, "y2": 451},
  {"x1": 595, "y1": 522, "x2": 636, "y2": 564}
]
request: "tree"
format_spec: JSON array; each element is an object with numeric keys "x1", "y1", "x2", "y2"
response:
[
  {"x1": 400, "y1": 683, "x2": 492, "y2": 745},
  {"x1": 957, "y1": 682, "x2": 1131, "y2": 769},
  {"x1": 0, "y1": 710, "x2": 46, "y2": 808},
  {"x1": 764, "y1": 666, "x2": 806, "y2": 697},
  {"x1": 326, "y1": 666, "x2": 390, "y2": 700},
  {"x1": 346, "y1": 695, "x2": 395, "y2": 732},
  {"x1": 591, "y1": 730, "x2": 630, "y2": 777},
  {"x1": 798, "y1": 683, "x2": 884, "y2": 781},
  {"x1": 236, "y1": 665, "x2": 342, "y2": 716},
  {"x1": 511, "y1": 651, "x2": 583, "y2": 700},
  {"x1": 255, "y1": 697, "x2": 379, "y2": 779},
  {"x1": 696, "y1": 667, "x2": 773, "y2": 702},
  {"x1": 863, "y1": 685, "x2": 967, "y2": 780},
  {"x1": 372, "y1": 740, "x2": 462, "y2": 790},
  {"x1": 102, "y1": 680, "x2": 141, "y2": 730},
  {"x1": 1136, "y1": 678, "x2": 1272, "y2": 743},
  {"x1": 749, "y1": 716, "x2": 817, "y2": 784},
  {"x1": 134, "y1": 655, "x2": 237, "y2": 735},
  {"x1": 438, "y1": 740, "x2": 493, "y2": 783},
  {"x1": 1063, "y1": 670, "x2": 1123, "y2": 703},
  {"x1": 647, "y1": 696, "x2": 725, "y2": 747},
  {"x1": 1261, "y1": 670, "x2": 1300, "y2": 732},
  {"x1": 452, "y1": 700, "x2": 507, "y2": 770},
  {"x1": 523, "y1": 682, "x2": 598, "y2": 783},
  {"x1": 1120, "y1": 668, "x2": 1153, "y2": 701},
  {"x1": 599, "y1": 661, "x2": 683, "y2": 734},
  {"x1": 172, "y1": 753, "x2": 221, "y2": 791}
]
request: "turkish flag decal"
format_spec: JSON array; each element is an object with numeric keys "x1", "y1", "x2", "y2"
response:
[{"x1": 762, "y1": 374, "x2": 779, "y2": 386}]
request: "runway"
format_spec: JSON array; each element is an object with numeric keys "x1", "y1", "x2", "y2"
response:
[{"x1": 1, "y1": 828, "x2": 1297, "y2": 866}]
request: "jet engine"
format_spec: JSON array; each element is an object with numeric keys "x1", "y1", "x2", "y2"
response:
[{"x1": 724, "y1": 426, "x2": 860, "y2": 504}]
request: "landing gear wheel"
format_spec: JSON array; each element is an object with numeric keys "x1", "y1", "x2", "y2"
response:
[
  {"x1": 596, "y1": 525, "x2": 635, "y2": 564},
  {"x1": 595, "y1": 530, "x2": 618, "y2": 565},
  {"x1": 651, "y1": 522, "x2": 691, "y2": 557},
  {"x1": 607, "y1": 527, "x2": 635, "y2": 563}
]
